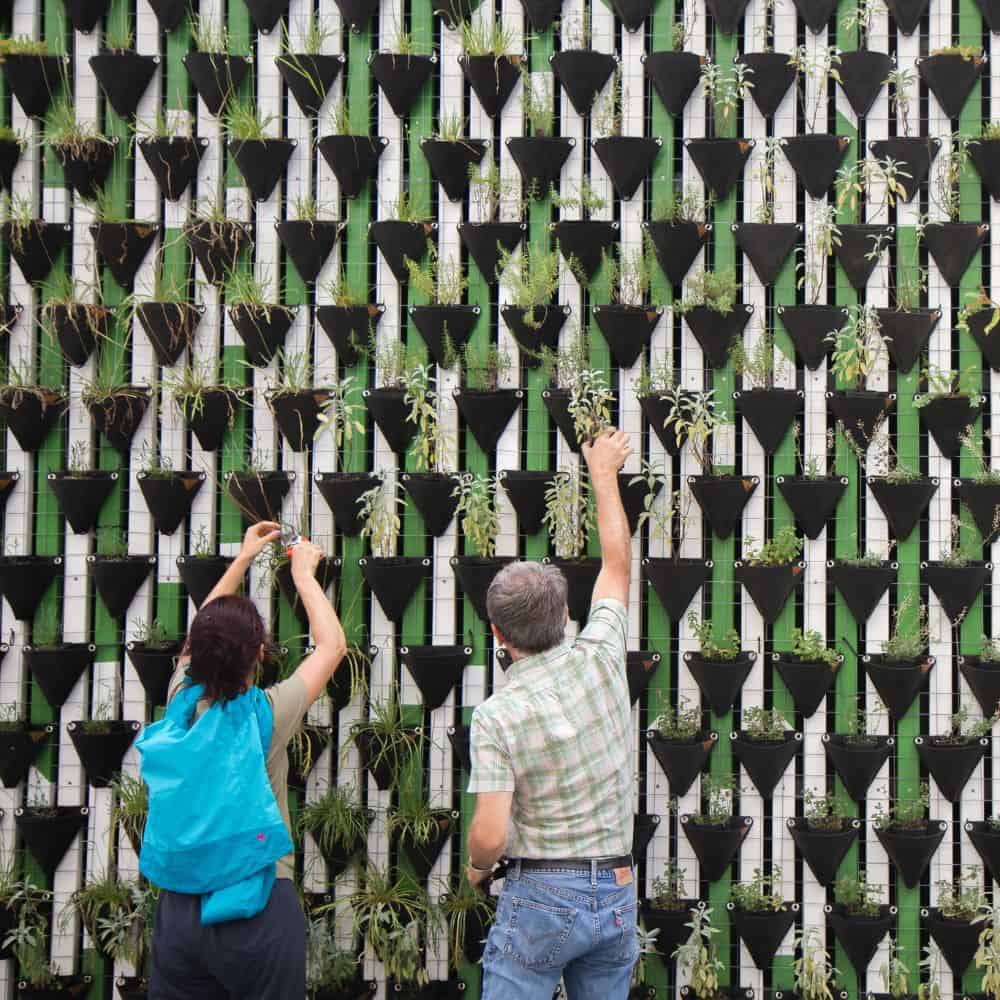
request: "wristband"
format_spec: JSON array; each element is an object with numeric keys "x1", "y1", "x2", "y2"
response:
[{"x1": 467, "y1": 860, "x2": 492, "y2": 874}]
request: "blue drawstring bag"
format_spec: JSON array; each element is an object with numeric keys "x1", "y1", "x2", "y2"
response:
[{"x1": 136, "y1": 680, "x2": 293, "y2": 926}]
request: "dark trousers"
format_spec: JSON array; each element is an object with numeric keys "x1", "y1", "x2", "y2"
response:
[{"x1": 150, "y1": 878, "x2": 306, "y2": 999}]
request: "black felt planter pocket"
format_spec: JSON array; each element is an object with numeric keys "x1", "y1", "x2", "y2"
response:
[
  {"x1": 0, "y1": 723, "x2": 51, "y2": 788},
  {"x1": 626, "y1": 651, "x2": 661, "y2": 705},
  {"x1": 3, "y1": 221, "x2": 72, "y2": 285},
  {"x1": 787, "y1": 816, "x2": 860, "y2": 886},
  {"x1": 315, "y1": 831, "x2": 366, "y2": 878},
  {"x1": 138, "y1": 470, "x2": 205, "y2": 536},
  {"x1": 777, "y1": 304, "x2": 849, "y2": 370},
  {"x1": 733, "y1": 222, "x2": 799, "y2": 285},
  {"x1": 127, "y1": 641, "x2": 182, "y2": 706},
  {"x1": 639, "y1": 391, "x2": 690, "y2": 455},
  {"x1": 918, "y1": 393, "x2": 982, "y2": 458},
  {"x1": 183, "y1": 52, "x2": 250, "y2": 116},
  {"x1": 869, "y1": 137, "x2": 938, "y2": 201},
  {"x1": 542, "y1": 388, "x2": 583, "y2": 452},
  {"x1": 502, "y1": 305, "x2": 568, "y2": 361},
  {"x1": 823, "y1": 733, "x2": 893, "y2": 800},
  {"x1": 68, "y1": 720, "x2": 140, "y2": 788},
  {"x1": 643, "y1": 219, "x2": 708, "y2": 287},
  {"x1": 277, "y1": 53, "x2": 343, "y2": 117},
  {"x1": 865, "y1": 654, "x2": 934, "y2": 722},
  {"x1": 327, "y1": 647, "x2": 375, "y2": 714},
  {"x1": 360, "y1": 557, "x2": 428, "y2": 622},
  {"x1": 318, "y1": 135, "x2": 387, "y2": 199},
  {"x1": 47, "y1": 471, "x2": 117, "y2": 534},
  {"x1": 91, "y1": 222, "x2": 158, "y2": 290},
  {"x1": 958, "y1": 656, "x2": 1000, "y2": 716},
  {"x1": 837, "y1": 49, "x2": 892, "y2": 116},
  {"x1": 459, "y1": 221, "x2": 523, "y2": 281},
  {"x1": 315, "y1": 472, "x2": 379, "y2": 537},
  {"x1": 370, "y1": 53, "x2": 435, "y2": 117},
  {"x1": 176, "y1": 555, "x2": 235, "y2": 608},
  {"x1": 547, "y1": 557, "x2": 601, "y2": 623},
  {"x1": 641, "y1": 901, "x2": 700, "y2": 958},
  {"x1": 421, "y1": 138, "x2": 487, "y2": 201},
  {"x1": 397, "y1": 813, "x2": 455, "y2": 880},
  {"x1": 115, "y1": 975, "x2": 149, "y2": 1000},
  {"x1": 832, "y1": 224, "x2": 893, "y2": 289},
  {"x1": 225, "y1": 470, "x2": 292, "y2": 524},
  {"x1": 353, "y1": 727, "x2": 420, "y2": 791},
  {"x1": 365, "y1": 387, "x2": 416, "y2": 455},
  {"x1": 924, "y1": 908, "x2": 980, "y2": 977},
  {"x1": 729, "y1": 904, "x2": 797, "y2": 969},
  {"x1": 0, "y1": 473, "x2": 18, "y2": 519},
  {"x1": 965, "y1": 307, "x2": 1000, "y2": 371},
  {"x1": 827, "y1": 390, "x2": 894, "y2": 447},
  {"x1": 918, "y1": 51, "x2": 984, "y2": 118},
  {"x1": 681, "y1": 815, "x2": 752, "y2": 881},
  {"x1": 411, "y1": 305, "x2": 480, "y2": 365},
  {"x1": 332, "y1": 0, "x2": 378, "y2": 30},
  {"x1": 773, "y1": 653, "x2": 840, "y2": 717},
  {"x1": 685, "y1": 651, "x2": 755, "y2": 717},
  {"x1": 89, "y1": 51, "x2": 158, "y2": 119},
  {"x1": 0, "y1": 138, "x2": 21, "y2": 194},
  {"x1": 49, "y1": 303, "x2": 111, "y2": 367},
  {"x1": 683, "y1": 304, "x2": 754, "y2": 369},
  {"x1": 230, "y1": 304, "x2": 295, "y2": 366},
  {"x1": 827, "y1": 904, "x2": 895, "y2": 973},
  {"x1": 550, "y1": 50, "x2": 617, "y2": 116},
  {"x1": 734, "y1": 561, "x2": 803, "y2": 624},
  {"x1": 518, "y1": 0, "x2": 562, "y2": 30},
  {"x1": 970, "y1": 138, "x2": 1000, "y2": 201},
  {"x1": 447, "y1": 724, "x2": 472, "y2": 774},
  {"x1": 925, "y1": 222, "x2": 988, "y2": 287},
  {"x1": 551, "y1": 220, "x2": 618, "y2": 284},
  {"x1": 966, "y1": 820, "x2": 1000, "y2": 884},
  {"x1": 737, "y1": 52, "x2": 796, "y2": 117},
  {"x1": 25, "y1": 644, "x2": 93, "y2": 709},
  {"x1": 500, "y1": 470, "x2": 551, "y2": 534},
  {"x1": 369, "y1": 220, "x2": 434, "y2": 283},
  {"x1": 452, "y1": 556, "x2": 514, "y2": 622},
  {"x1": 592, "y1": 136, "x2": 661, "y2": 200},
  {"x1": 619, "y1": 471, "x2": 661, "y2": 536},
  {"x1": 317, "y1": 304, "x2": 383, "y2": 366},
  {"x1": 689, "y1": 475, "x2": 759, "y2": 540},
  {"x1": 3, "y1": 53, "x2": 65, "y2": 118},
  {"x1": 592, "y1": 305, "x2": 662, "y2": 368},
  {"x1": 644, "y1": 557, "x2": 713, "y2": 619},
  {"x1": 276, "y1": 220, "x2": 343, "y2": 284},
  {"x1": 916, "y1": 736, "x2": 988, "y2": 803},
  {"x1": 287, "y1": 725, "x2": 333, "y2": 787},
  {"x1": 460, "y1": 54, "x2": 522, "y2": 117},
  {"x1": 139, "y1": 137, "x2": 207, "y2": 201},
  {"x1": 732, "y1": 731, "x2": 801, "y2": 796},
  {"x1": 0, "y1": 556, "x2": 61, "y2": 621},
  {"x1": 18, "y1": 974, "x2": 92, "y2": 998},
  {"x1": 922, "y1": 560, "x2": 990, "y2": 623},
  {"x1": 876, "y1": 307, "x2": 941, "y2": 373},
  {"x1": 15, "y1": 806, "x2": 88, "y2": 878},
  {"x1": 828, "y1": 560, "x2": 896, "y2": 623},
  {"x1": 734, "y1": 388, "x2": 801, "y2": 455},
  {"x1": 506, "y1": 136, "x2": 574, "y2": 197},
  {"x1": 875, "y1": 821, "x2": 946, "y2": 888},
  {"x1": 781, "y1": 134, "x2": 852, "y2": 198},
  {"x1": 401, "y1": 472, "x2": 460, "y2": 537},
  {"x1": 401, "y1": 646, "x2": 470, "y2": 710},
  {"x1": 632, "y1": 812, "x2": 659, "y2": 862},
  {"x1": 276, "y1": 559, "x2": 340, "y2": 622},
  {"x1": 686, "y1": 138, "x2": 753, "y2": 200},
  {"x1": 776, "y1": 475, "x2": 847, "y2": 539},
  {"x1": 270, "y1": 390, "x2": 330, "y2": 451},
  {"x1": 186, "y1": 221, "x2": 251, "y2": 286},
  {"x1": 90, "y1": 555, "x2": 155, "y2": 618},
  {"x1": 867, "y1": 476, "x2": 938, "y2": 540},
  {"x1": 181, "y1": 387, "x2": 243, "y2": 452},
  {"x1": 647, "y1": 730, "x2": 717, "y2": 796},
  {"x1": 242, "y1": 0, "x2": 289, "y2": 32},
  {"x1": 147, "y1": 0, "x2": 186, "y2": 29}
]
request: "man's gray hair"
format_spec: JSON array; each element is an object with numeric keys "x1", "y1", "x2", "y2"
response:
[{"x1": 486, "y1": 561, "x2": 568, "y2": 654}]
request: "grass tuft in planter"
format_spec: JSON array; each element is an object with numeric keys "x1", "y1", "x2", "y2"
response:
[
  {"x1": 61, "y1": 874, "x2": 156, "y2": 968},
  {"x1": 440, "y1": 878, "x2": 496, "y2": 970},
  {"x1": 351, "y1": 687, "x2": 420, "y2": 790},
  {"x1": 298, "y1": 784, "x2": 369, "y2": 876},
  {"x1": 109, "y1": 771, "x2": 147, "y2": 854}
]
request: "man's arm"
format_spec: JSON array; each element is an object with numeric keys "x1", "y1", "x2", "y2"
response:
[
  {"x1": 582, "y1": 429, "x2": 633, "y2": 609},
  {"x1": 466, "y1": 791, "x2": 513, "y2": 886}
]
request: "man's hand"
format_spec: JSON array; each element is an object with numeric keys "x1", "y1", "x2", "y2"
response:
[
  {"x1": 465, "y1": 861, "x2": 492, "y2": 888},
  {"x1": 290, "y1": 539, "x2": 323, "y2": 581},
  {"x1": 239, "y1": 521, "x2": 281, "y2": 563},
  {"x1": 582, "y1": 429, "x2": 632, "y2": 481}
]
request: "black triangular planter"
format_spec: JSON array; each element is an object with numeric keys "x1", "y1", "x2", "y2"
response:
[
  {"x1": 918, "y1": 393, "x2": 982, "y2": 458},
  {"x1": 865, "y1": 654, "x2": 934, "y2": 722},
  {"x1": 448, "y1": 724, "x2": 471, "y2": 773},
  {"x1": 619, "y1": 470, "x2": 661, "y2": 536},
  {"x1": 65, "y1": 0, "x2": 107, "y2": 28},
  {"x1": 787, "y1": 816, "x2": 859, "y2": 885},
  {"x1": 925, "y1": 222, "x2": 987, "y2": 287},
  {"x1": 116, "y1": 976, "x2": 150, "y2": 1000},
  {"x1": 92, "y1": 222, "x2": 158, "y2": 289},
  {"x1": 139, "y1": 471, "x2": 204, "y2": 536},
  {"x1": 3, "y1": 54, "x2": 64, "y2": 118},
  {"x1": 287, "y1": 725, "x2": 332, "y2": 787},
  {"x1": 397, "y1": 813, "x2": 453, "y2": 879},
  {"x1": 778, "y1": 304, "x2": 848, "y2": 370},
  {"x1": 548, "y1": 557, "x2": 601, "y2": 623},
  {"x1": 593, "y1": 136, "x2": 661, "y2": 200},
  {"x1": 967, "y1": 821, "x2": 1000, "y2": 884},
  {"x1": 644, "y1": 558, "x2": 712, "y2": 619},
  {"x1": 277, "y1": 53, "x2": 343, "y2": 117},
  {"x1": 3, "y1": 220, "x2": 71, "y2": 284},
  {"x1": 365, "y1": 387, "x2": 416, "y2": 455},
  {"x1": 225, "y1": 470, "x2": 291, "y2": 524},
  {"x1": 370, "y1": 53, "x2": 434, "y2": 118},
  {"x1": 0, "y1": 389, "x2": 64, "y2": 453},
  {"x1": 828, "y1": 560, "x2": 895, "y2": 623},
  {"x1": 827, "y1": 390, "x2": 894, "y2": 448},
  {"x1": 689, "y1": 474, "x2": 758, "y2": 539},
  {"x1": 230, "y1": 138, "x2": 294, "y2": 202},
  {"x1": 229, "y1": 304, "x2": 295, "y2": 366},
  {"x1": 501, "y1": 469, "x2": 550, "y2": 534},
  {"x1": 176, "y1": 554, "x2": 235, "y2": 608},
  {"x1": 875, "y1": 821, "x2": 945, "y2": 888},
  {"x1": 731, "y1": 906, "x2": 796, "y2": 969},
  {"x1": 183, "y1": 52, "x2": 249, "y2": 117},
  {"x1": 550, "y1": 50, "x2": 617, "y2": 116},
  {"x1": 15, "y1": 806, "x2": 87, "y2": 878},
  {"x1": 48, "y1": 302, "x2": 111, "y2": 367},
  {"x1": 332, "y1": 0, "x2": 378, "y2": 30},
  {"x1": 686, "y1": 651, "x2": 755, "y2": 716},
  {"x1": 502, "y1": 305, "x2": 568, "y2": 362},
  {"x1": 838, "y1": 50, "x2": 893, "y2": 117},
  {"x1": 686, "y1": 138, "x2": 752, "y2": 200},
  {"x1": 642, "y1": 901, "x2": 700, "y2": 958},
  {"x1": 867, "y1": 476, "x2": 937, "y2": 540},
  {"x1": 147, "y1": 0, "x2": 186, "y2": 30},
  {"x1": 452, "y1": 555, "x2": 514, "y2": 622},
  {"x1": 0, "y1": 556, "x2": 60, "y2": 621},
  {"x1": 421, "y1": 138, "x2": 487, "y2": 201},
  {"x1": 276, "y1": 559, "x2": 341, "y2": 622},
  {"x1": 25, "y1": 644, "x2": 92, "y2": 708},
  {"x1": 956, "y1": 480, "x2": 1000, "y2": 542},
  {"x1": 734, "y1": 561, "x2": 802, "y2": 624},
  {"x1": 735, "y1": 388, "x2": 801, "y2": 455},
  {"x1": 965, "y1": 306, "x2": 1000, "y2": 371},
  {"x1": 139, "y1": 137, "x2": 207, "y2": 201},
  {"x1": 639, "y1": 391, "x2": 689, "y2": 455},
  {"x1": 411, "y1": 304, "x2": 480, "y2": 365},
  {"x1": 732, "y1": 732, "x2": 800, "y2": 796},
  {"x1": 90, "y1": 555, "x2": 154, "y2": 618},
  {"x1": 632, "y1": 812, "x2": 659, "y2": 861},
  {"x1": 460, "y1": 54, "x2": 522, "y2": 118},
  {"x1": 593, "y1": 305, "x2": 662, "y2": 369},
  {"x1": 181, "y1": 387, "x2": 243, "y2": 452},
  {"x1": 318, "y1": 135, "x2": 387, "y2": 199},
  {"x1": 833, "y1": 224, "x2": 892, "y2": 289},
  {"x1": 370, "y1": 220, "x2": 433, "y2": 283},
  {"x1": 242, "y1": 0, "x2": 289, "y2": 31},
  {"x1": 401, "y1": 472, "x2": 459, "y2": 537},
  {"x1": 827, "y1": 905, "x2": 894, "y2": 972},
  {"x1": 681, "y1": 815, "x2": 752, "y2": 880},
  {"x1": 774, "y1": 654, "x2": 839, "y2": 717},
  {"x1": 542, "y1": 387, "x2": 583, "y2": 452},
  {"x1": 781, "y1": 134, "x2": 852, "y2": 198},
  {"x1": 706, "y1": 0, "x2": 752, "y2": 31},
  {"x1": 919, "y1": 52, "x2": 984, "y2": 119},
  {"x1": 645, "y1": 50, "x2": 703, "y2": 117},
  {"x1": 519, "y1": 0, "x2": 562, "y2": 29},
  {"x1": 0, "y1": 139, "x2": 22, "y2": 194},
  {"x1": 970, "y1": 138, "x2": 1000, "y2": 201},
  {"x1": 87, "y1": 390, "x2": 150, "y2": 455},
  {"x1": 89, "y1": 52, "x2": 157, "y2": 119},
  {"x1": 916, "y1": 737, "x2": 987, "y2": 803},
  {"x1": 19, "y1": 975, "x2": 91, "y2": 999},
  {"x1": 733, "y1": 223, "x2": 799, "y2": 285},
  {"x1": 327, "y1": 647, "x2": 373, "y2": 713},
  {"x1": 870, "y1": 137, "x2": 937, "y2": 202},
  {"x1": 276, "y1": 220, "x2": 342, "y2": 284},
  {"x1": 877, "y1": 307, "x2": 940, "y2": 373},
  {"x1": 401, "y1": 645, "x2": 470, "y2": 710},
  {"x1": 507, "y1": 136, "x2": 575, "y2": 198},
  {"x1": 459, "y1": 222, "x2": 523, "y2": 281},
  {"x1": 0, "y1": 473, "x2": 19, "y2": 519},
  {"x1": 316, "y1": 472, "x2": 379, "y2": 537},
  {"x1": 885, "y1": 0, "x2": 928, "y2": 32},
  {"x1": 552, "y1": 220, "x2": 618, "y2": 284},
  {"x1": 972, "y1": 0, "x2": 1000, "y2": 28},
  {"x1": 824, "y1": 733, "x2": 893, "y2": 800},
  {"x1": 737, "y1": 52, "x2": 797, "y2": 117},
  {"x1": 127, "y1": 641, "x2": 182, "y2": 705},
  {"x1": 627, "y1": 650, "x2": 661, "y2": 705},
  {"x1": 923, "y1": 561, "x2": 990, "y2": 623},
  {"x1": 959, "y1": 656, "x2": 1000, "y2": 716},
  {"x1": 777, "y1": 476, "x2": 847, "y2": 539},
  {"x1": 925, "y1": 909, "x2": 979, "y2": 978},
  {"x1": 359, "y1": 556, "x2": 427, "y2": 621},
  {"x1": 48, "y1": 471, "x2": 117, "y2": 534},
  {"x1": 317, "y1": 304, "x2": 383, "y2": 366},
  {"x1": 684, "y1": 304, "x2": 754, "y2": 369},
  {"x1": 0, "y1": 724, "x2": 50, "y2": 788},
  {"x1": 353, "y1": 727, "x2": 419, "y2": 790},
  {"x1": 136, "y1": 301, "x2": 201, "y2": 367},
  {"x1": 647, "y1": 731, "x2": 717, "y2": 796},
  {"x1": 186, "y1": 221, "x2": 251, "y2": 286},
  {"x1": 270, "y1": 389, "x2": 330, "y2": 451},
  {"x1": 453, "y1": 389, "x2": 524, "y2": 455},
  {"x1": 68, "y1": 720, "x2": 140, "y2": 788}
]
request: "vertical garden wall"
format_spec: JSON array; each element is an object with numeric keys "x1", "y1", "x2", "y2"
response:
[{"x1": 0, "y1": 0, "x2": 997, "y2": 991}]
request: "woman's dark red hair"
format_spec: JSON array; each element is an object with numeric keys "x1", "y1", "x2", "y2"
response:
[{"x1": 185, "y1": 595, "x2": 265, "y2": 702}]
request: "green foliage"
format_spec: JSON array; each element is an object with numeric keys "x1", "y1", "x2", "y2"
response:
[
  {"x1": 45, "y1": 95, "x2": 111, "y2": 157},
  {"x1": 936, "y1": 866, "x2": 987, "y2": 922},
  {"x1": 498, "y1": 243, "x2": 561, "y2": 317},
  {"x1": 731, "y1": 866, "x2": 785, "y2": 912},
  {"x1": 692, "y1": 775, "x2": 734, "y2": 826},
  {"x1": 349, "y1": 688, "x2": 419, "y2": 786},
  {"x1": 298, "y1": 784, "x2": 369, "y2": 859},
  {"x1": 454, "y1": 340, "x2": 511, "y2": 391},
  {"x1": 803, "y1": 788, "x2": 851, "y2": 831},
  {"x1": 790, "y1": 628, "x2": 839, "y2": 667},
  {"x1": 841, "y1": 703, "x2": 883, "y2": 744},
  {"x1": 872, "y1": 781, "x2": 929, "y2": 831},
  {"x1": 438, "y1": 879, "x2": 497, "y2": 972},
  {"x1": 729, "y1": 329, "x2": 790, "y2": 388},
  {"x1": 453, "y1": 473, "x2": 500, "y2": 558},
  {"x1": 567, "y1": 368, "x2": 614, "y2": 444},
  {"x1": 131, "y1": 617, "x2": 172, "y2": 648},
  {"x1": 740, "y1": 706, "x2": 788, "y2": 742},
  {"x1": 649, "y1": 861, "x2": 687, "y2": 910},
  {"x1": 405, "y1": 244, "x2": 467, "y2": 305},
  {"x1": 358, "y1": 476, "x2": 404, "y2": 558},
  {"x1": 387, "y1": 800, "x2": 447, "y2": 847},
  {"x1": 306, "y1": 917, "x2": 360, "y2": 992},
  {"x1": 1, "y1": 877, "x2": 56, "y2": 987},
  {"x1": 793, "y1": 926, "x2": 839, "y2": 1000},
  {"x1": 404, "y1": 364, "x2": 446, "y2": 473},
  {"x1": 189, "y1": 13, "x2": 230, "y2": 51},
  {"x1": 699, "y1": 58, "x2": 753, "y2": 135},
  {"x1": 651, "y1": 696, "x2": 701, "y2": 741},
  {"x1": 687, "y1": 612, "x2": 741, "y2": 661},
  {"x1": 63, "y1": 874, "x2": 157, "y2": 967},
  {"x1": 652, "y1": 182, "x2": 708, "y2": 223},
  {"x1": 459, "y1": 18, "x2": 517, "y2": 55},
  {"x1": 316, "y1": 374, "x2": 366, "y2": 450},
  {"x1": 974, "y1": 901, "x2": 1000, "y2": 998},
  {"x1": 225, "y1": 99, "x2": 276, "y2": 141},
  {"x1": 915, "y1": 363, "x2": 980, "y2": 407},
  {"x1": 677, "y1": 269, "x2": 740, "y2": 316},
  {"x1": 521, "y1": 70, "x2": 554, "y2": 137},
  {"x1": 0, "y1": 36, "x2": 49, "y2": 55},
  {"x1": 468, "y1": 160, "x2": 520, "y2": 222},
  {"x1": 544, "y1": 467, "x2": 595, "y2": 560},
  {"x1": 835, "y1": 870, "x2": 884, "y2": 916},
  {"x1": 880, "y1": 935, "x2": 911, "y2": 999},
  {"x1": 884, "y1": 594, "x2": 930, "y2": 662},
  {"x1": 672, "y1": 906, "x2": 724, "y2": 999},
  {"x1": 827, "y1": 305, "x2": 883, "y2": 390},
  {"x1": 742, "y1": 525, "x2": 803, "y2": 566}
]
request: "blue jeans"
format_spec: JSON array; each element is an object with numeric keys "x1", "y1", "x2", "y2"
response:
[{"x1": 482, "y1": 861, "x2": 639, "y2": 1000}]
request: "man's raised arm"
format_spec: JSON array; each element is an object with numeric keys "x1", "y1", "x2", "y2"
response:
[{"x1": 582, "y1": 429, "x2": 633, "y2": 609}]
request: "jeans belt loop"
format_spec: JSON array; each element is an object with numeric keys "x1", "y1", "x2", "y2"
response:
[
  {"x1": 512, "y1": 858, "x2": 522, "y2": 879},
  {"x1": 590, "y1": 859, "x2": 597, "y2": 887}
]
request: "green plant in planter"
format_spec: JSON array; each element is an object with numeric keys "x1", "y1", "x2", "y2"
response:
[
  {"x1": 305, "y1": 916, "x2": 360, "y2": 994},
  {"x1": 790, "y1": 628, "x2": 839, "y2": 668},
  {"x1": 669, "y1": 388, "x2": 728, "y2": 475},
  {"x1": 632, "y1": 925, "x2": 661, "y2": 987},
  {"x1": 958, "y1": 288, "x2": 1000, "y2": 341},
  {"x1": 452, "y1": 341, "x2": 512, "y2": 392},
  {"x1": 2, "y1": 876, "x2": 57, "y2": 987},
  {"x1": 974, "y1": 902, "x2": 1000, "y2": 997},
  {"x1": 672, "y1": 906, "x2": 724, "y2": 998},
  {"x1": 453, "y1": 473, "x2": 500, "y2": 558},
  {"x1": 651, "y1": 696, "x2": 701, "y2": 741},
  {"x1": 836, "y1": 154, "x2": 911, "y2": 215},
  {"x1": 729, "y1": 329, "x2": 791, "y2": 389},
  {"x1": 649, "y1": 861, "x2": 687, "y2": 909},
  {"x1": 459, "y1": 17, "x2": 517, "y2": 55},
  {"x1": 883, "y1": 594, "x2": 930, "y2": 662},
  {"x1": 691, "y1": 775, "x2": 734, "y2": 826},
  {"x1": 802, "y1": 788, "x2": 851, "y2": 831},
  {"x1": 931, "y1": 132, "x2": 973, "y2": 222},
  {"x1": 605, "y1": 242, "x2": 659, "y2": 306},
  {"x1": 543, "y1": 467, "x2": 595, "y2": 561},
  {"x1": 877, "y1": 935, "x2": 910, "y2": 999},
  {"x1": 834, "y1": 870, "x2": 884, "y2": 916},
  {"x1": 699, "y1": 58, "x2": 753, "y2": 136},
  {"x1": 676, "y1": 268, "x2": 740, "y2": 316},
  {"x1": 225, "y1": 99, "x2": 277, "y2": 141},
  {"x1": 131, "y1": 617, "x2": 173, "y2": 648},
  {"x1": 731, "y1": 866, "x2": 784, "y2": 912},
  {"x1": 936, "y1": 866, "x2": 987, "y2": 921},
  {"x1": 740, "y1": 706, "x2": 788, "y2": 742},
  {"x1": 498, "y1": 243, "x2": 561, "y2": 325},
  {"x1": 687, "y1": 612, "x2": 740, "y2": 662},
  {"x1": 468, "y1": 160, "x2": 521, "y2": 223},
  {"x1": 314, "y1": 374, "x2": 365, "y2": 450},
  {"x1": 358, "y1": 475, "x2": 404, "y2": 558},
  {"x1": 915, "y1": 363, "x2": 979, "y2": 408},
  {"x1": 164, "y1": 361, "x2": 243, "y2": 426},
  {"x1": 42, "y1": 271, "x2": 108, "y2": 345},
  {"x1": 0, "y1": 36, "x2": 49, "y2": 55},
  {"x1": 110, "y1": 771, "x2": 148, "y2": 849},
  {"x1": 872, "y1": 780, "x2": 930, "y2": 831},
  {"x1": 793, "y1": 926, "x2": 838, "y2": 1000},
  {"x1": 958, "y1": 429, "x2": 1000, "y2": 485},
  {"x1": 938, "y1": 706, "x2": 996, "y2": 744},
  {"x1": 349, "y1": 687, "x2": 419, "y2": 784},
  {"x1": 388, "y1": 798, "x2": 447, "y2": 848},
  {"x1": 62, "y1": 874, "x2": 158, "y2": 968},
  {"x1": 134, "y1": 441, "x2": 174, "y2": 479},
  {"x1": 521, "y1": 70, "x2": 554, "y2": 139},
  {"x1": 567, "y1": 368, "x2": 614, "y2": 445},
  {"x1": 593, "y1": 67, "x2": 626, "y2": 139},
  {"x1": 742, "y1": 525, "x2": 803, "y2": 566},
  {"x1": 45, "y1": 94, "x2": 113, "y2": 171},
  {"x1": 652, "y1": 182, "x2": 709, "y2": 224},
  {"x1": 298, "y1": 783, "x2": 369, "y2": 861},
  {"x1": 438, "y1": 878, "x2": 496, "y2": 971},
  {"x1": 840, "y1": 703, "x2": 884, "y2": 745},
  {"x1": 189, "y1": 12, "x2": 230, "y2": 50},
  {"x1": 405, "y1": 363, "x2": 449, "y2": 473},
  {"x1": 826, "y1": 304, "x2": 884, "y2": 390},
  {"x1": 322, "y1": 263, "x2": 367, "y2": 308},
  {"x1": 405, "y1": 243, "x2": 468, "y2": 306},
  {"x1": 632, "y1": 472, "x2": 692, "y2": 561},
  {"x1": 0, "y1": 351, "x2": 63, "y2": 410},
  {"x1": 789, "y1": 45, "x2": 841, "y2": 133}
]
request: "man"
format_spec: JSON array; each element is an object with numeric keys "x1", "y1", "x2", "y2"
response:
[{"x1": 465, "y1": 428, "x2": 637, "y2": 999}]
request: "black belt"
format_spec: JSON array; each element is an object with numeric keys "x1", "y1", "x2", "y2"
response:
[{"x1": 513, "y1": 854, "x2": 633, "y2": 871}]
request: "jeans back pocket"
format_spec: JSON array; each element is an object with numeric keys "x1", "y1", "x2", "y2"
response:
[{"x1": 504, "y1": 896, "x2": 578, "y2": 970}]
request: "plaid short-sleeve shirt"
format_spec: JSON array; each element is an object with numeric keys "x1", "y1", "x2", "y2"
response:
[{"x1": 467, "y1": 598, "x2": 633, "y2": 859}]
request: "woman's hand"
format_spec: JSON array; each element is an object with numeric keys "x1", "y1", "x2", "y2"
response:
[
  {"x1": 290, "y1": 539, "x2": 323, "y2": 582},
  {"x1": 239, "y1": 521, "x2": 281, "y2": 563}
]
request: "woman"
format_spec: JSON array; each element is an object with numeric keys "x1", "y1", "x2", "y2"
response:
[{"x1": 142, "y1": 521, "x2": 346, "y2": 999}]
